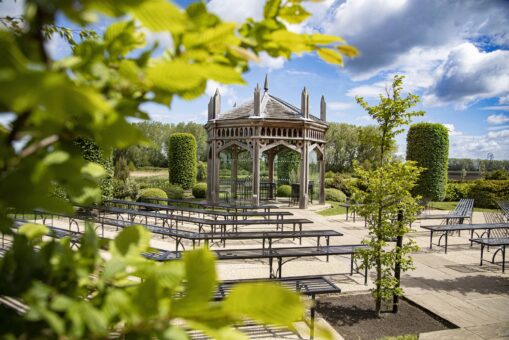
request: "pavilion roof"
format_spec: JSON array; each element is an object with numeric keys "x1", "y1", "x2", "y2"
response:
[{"x1": 215, "y1": 93, "x2": 323, "y2": 122}]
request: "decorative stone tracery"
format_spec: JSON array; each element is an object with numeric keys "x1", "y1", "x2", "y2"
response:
[{"x1": 205, "y1": 76, "x2": 328, "y2": 209}]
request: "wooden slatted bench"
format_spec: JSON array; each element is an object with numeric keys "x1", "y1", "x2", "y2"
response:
[
  {"x1": 498, "y1": 201, "x2": 509, "y2": 222},
  {"x1": 469, "y1": 237, "x2": 509, "y2": 273},
  {"x1": 94, "y1": 205, "x2": 313, "y2": 237},
  {"x1": 11, "y1": 220, "x2": 82, "y2": 248},
  {"x1": 145, "y1": 244, "x2": 370, "y2": 284},
  {"x1": 214, "y1": 276, "x2": 341, "y2": 339},
  {"x1": 145, "y1": 197, "x2": 278, "y2": 213},
  {"x1": 96, "y1": 216, "x2": 343, "y2": 251},
  {"x1": 104, "y1": 199, "x2": 293, "y2": 221},
  {"x1": 416, "y1": 198, "x2": 474, "y2": 225},
  {"x1": 420, "y1": 222, "x2": 509, "y2": 253}
]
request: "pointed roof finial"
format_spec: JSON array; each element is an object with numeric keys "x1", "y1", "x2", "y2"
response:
[
  {"x1": 215, "y1": 88, "x2": 220, "y2": 96},
  {"x1": 264, "y1": 74, "x2": 269, "y2": 92},
  {"x1": 233, "y1": 102, "x2": 237, "y2": 108},
  {"x1": 255, "y1": 83, "x2": 261, "y2": 92}
]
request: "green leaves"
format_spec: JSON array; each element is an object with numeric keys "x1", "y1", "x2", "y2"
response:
[
  {"x1": 223, "y1": 282, "x2": 305, "y2": 328},
  {"x1": 173, "y1": 248, "x2": 217, "y2": 314},
  {"x1": 110, "y1": 225, "x2": 151, "y2": 257},
  {"x1": 317, "y1": 48, "x2": 344, "y2": 66}
]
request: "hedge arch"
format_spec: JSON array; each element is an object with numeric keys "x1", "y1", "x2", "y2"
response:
[
  {"x1": 406, "y1": 123, "x2": 449, "y2": 201},
  {"x1": 168, "y1": 133, "x2": 197, "y2": 189}
]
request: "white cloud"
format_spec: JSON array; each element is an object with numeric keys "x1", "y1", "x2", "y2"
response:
[
  {"x1": 328, "y1": 101, "x2": 355, "y2": 111},
  {"x1": 207, "y1": 0, "x2": 262, "y2": 23},
  {"x1": 424, "y1": 43, "x2": 509, "y2": 108},
  {"x1": 324, "y1": 0, "x2": 509, "y2": 80},
  {"x1": 482, "y1": 105, "x2": 509, "y2": 111},
  {"x1": 487, "y1": 114, "x2": 509, "y2": 125},
  {"x1": 346, "y1": 82, "x2": 386, "y2": 99},
  {"x1": 206, "y1": 80, "x2": 239, "y2": 108},
  {"x1": 447, "y1": 129, "x2": 509, "y2": 159},
  {"x1": 257, "y1": 52, "x2": 286, "y2": 71},
  {"x1": 443, "y1": 123, "x2": 462, "y2": 136}
]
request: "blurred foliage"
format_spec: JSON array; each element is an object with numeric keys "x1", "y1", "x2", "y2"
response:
[
  {"x1": 324, "y1": 188, "x2": 346, "y2": 202},
  {"x1": 0, "y1": 0, "x2": 354, "y2": 337}
]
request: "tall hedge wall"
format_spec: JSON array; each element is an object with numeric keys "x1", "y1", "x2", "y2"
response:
[
  {"x1": 406, "y1": 123, "x2": 449, "y2": 201},
  {"x1": 168, "y1": 133, "x2": 196, "y2": 189}
]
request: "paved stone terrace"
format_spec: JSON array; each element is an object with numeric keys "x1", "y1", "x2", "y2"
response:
[{"x1": 31, "y1": 205, "x2": 509, "y2": 339}]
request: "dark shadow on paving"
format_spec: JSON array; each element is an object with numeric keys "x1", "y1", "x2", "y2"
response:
[
  {"x1": 403, "y1": 274, "x2": 509, "y2": 295},
  {"x1": 317, "y1": 293, "x2": 452, "y2": 340}
]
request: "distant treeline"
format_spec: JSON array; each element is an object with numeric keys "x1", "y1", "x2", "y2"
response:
[
  {"x1": 115, "y1": 122, "x2": 390, "y2": 173},
  {"x1": 448, "y1": 158, "x2": 509, "y2": 171},
  {"x1": 115, "y1": 122, "x2": 509, "y2": 173},
  {"x1": 114, "y1": 122, "x2": 207, "y2": 168}
]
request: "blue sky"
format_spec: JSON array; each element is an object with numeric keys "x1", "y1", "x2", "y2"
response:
[{"x1": 1, "y1": 0, "x2": 509, "y2": 159}]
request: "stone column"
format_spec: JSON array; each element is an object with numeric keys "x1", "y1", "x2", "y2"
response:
[
  {"x1": 206, "y1": 142, "x2": 213, "y2": 203},
  {"x1": 319, "y1": 151, "x2": 325, "y2": 205},
  {"x1": 231, "y1": 145, "x2": 238, "y2": 200},
  {"x1": 299, "y1": 141, "x2": 309, "y2": 209},
  {"x1": 252, "y1": 139, "x2": 260, "y2": 206},
  {"x1": 214, "y1": 144, "x2": 220, "y2": 203}
]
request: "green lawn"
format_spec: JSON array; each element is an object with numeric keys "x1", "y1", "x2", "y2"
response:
[
  {"x1": 316, "y1": 202, "x2": 347, "y2": 216},
  {"x1": 430, "y1": 201, "x2": 497, "y2": 212}
]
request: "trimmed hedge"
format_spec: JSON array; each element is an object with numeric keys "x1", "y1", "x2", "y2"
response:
[
  {"x1": 192, "y1": 183, "x2": 207, "y2": 199},
  {"x1": 276, "y1": 185, "x2": 292, "y2": 198},
  {"x1": 406, "y1": 123, "x2": 449, "y2": 201},
  {"x1": 137, "y1": 187, "x2": 167, "y2": 204},
  {"x1": 168, "y1": 133, "x2": 197, "y2": 189},
  {"x1": 325, "y1": 188, "x2": 346, "y2": 202}
]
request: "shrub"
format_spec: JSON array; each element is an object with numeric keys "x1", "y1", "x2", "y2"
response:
[
  {"x1": 469, "y1": 180, "x2": 509, "y2": 208},
  {"x1": 485, "y1": 169, "x2": 509, "y2": 180},
  {"x1": 325, "y1": 188, "x2": 346, "y2": 202},
  {"x1": 128, "y1": 161, "x2": 136, "y2": 171},
  {"x1": 112, "y1": 178, "x2": 139, "y2": 200},
  {"x1": 276, "y1": 185, "x2": 292, "y2": 198},
  {"x1": 166, "y1": 184, "x2": 184, "y2": 199},
  {"x1": 168, "y1": 133, "x2": 197, "y2": 189},
  {"x1": 406, "y1": 123, "x2": 449, "y2": 201},
  {"x1": 192, "y1": 183, "x2": 207, "y2": 199},
  {"x1": 444, "y1": 182, "x2": 472, "y2": 202},
  {"x1": 137, "y1": 187, "x2": 167, "y2": 204},
  {"x1": 196, "y1": 161, "x2": 207, "y2": 181},
  {"x1": 323, "y1": 172, "x2": 356, "y2": 197}
]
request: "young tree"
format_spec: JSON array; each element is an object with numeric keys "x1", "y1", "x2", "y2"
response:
[
  {"x1": 114, "y1": 156, "x2": 130, "y2": 182},
  {"x1": 0, "y1": 0, "x2": 357, "y2": 337},
  {"x1": 354, "y1": 75, "x2": 424, "y2": 316}
]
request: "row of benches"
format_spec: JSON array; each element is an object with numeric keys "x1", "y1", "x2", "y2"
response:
[{"x1": 4, "y1": 219, "x2": 341, "y2": 339}]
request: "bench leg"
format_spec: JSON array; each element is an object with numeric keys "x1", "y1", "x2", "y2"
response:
[
  {"x1": 503, "y1": 246, "x2": 506, "y2": 273},
  {"x1": 350, "y1": 254, "x2": 354, "y2": 275},
  {"x1": 310, "y1": 294, "x2": 316, "y2": 340},
  {"x1": 480, "y1": 244, "x2": 484, "y2": 266},
  {"x1": 429, "y1": 231, "x2": 433, "y2": 249}
]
